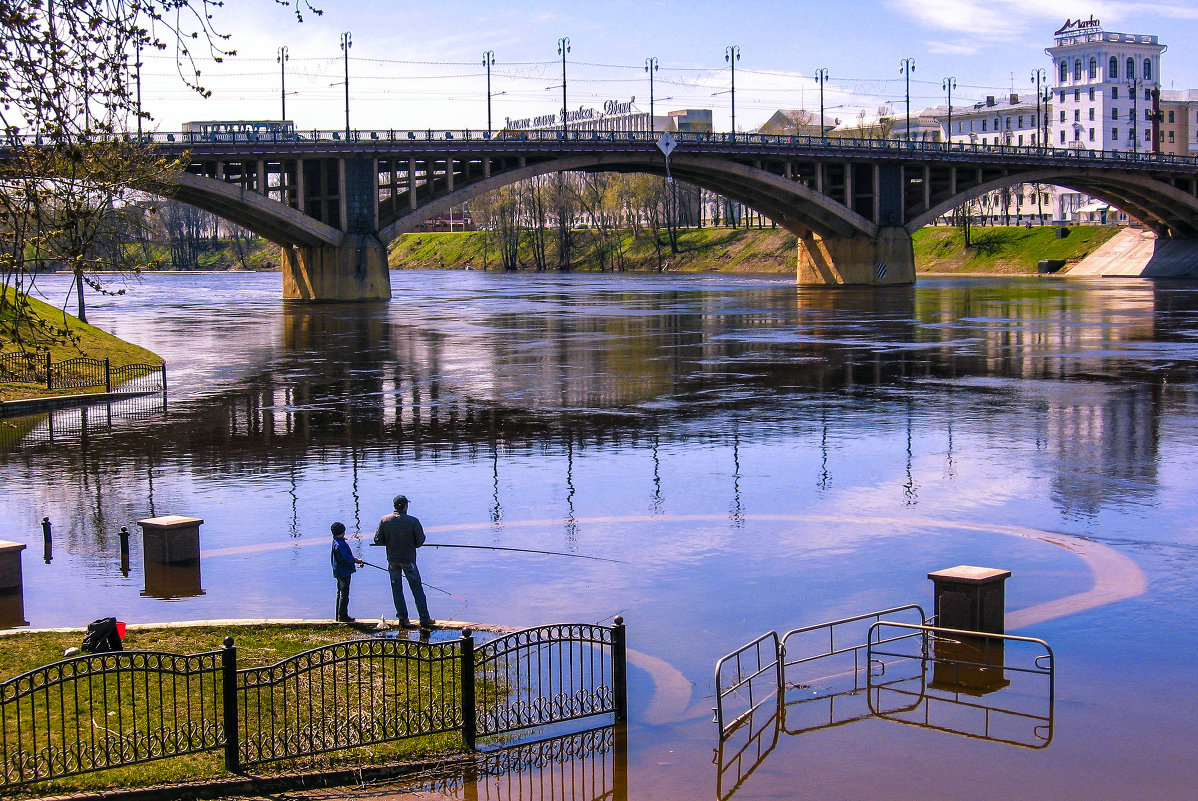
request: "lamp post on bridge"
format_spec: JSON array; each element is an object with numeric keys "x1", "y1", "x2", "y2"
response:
[
  {"x1": 899, "y1": 57, "x2": 915, "y2": 142},
  {"x1": 340, "y1": 32, "x2": 352, "y2": 140},
  {"x1": 1030, "y1": 68, "x2": 1046, "y2": 149},
  {"x1": 277, "y1": 46, "x2": 289, "y2": 122},
  {"x1": 814, "y1": 68, "x2": 829, "y2": 138},
  {"x1": 645, "y1": 57, "x2": 658, "y2": 133},
  {"x1": 725, "y1": 45, "x2": 740, "y2": 137},
  {"x1": 557, "y1": 37, "x2": 570, "y2": 137},
  {"x1": 483, "y1": 50, "x2": 495, "y2": 136},
  {"x1": 942, "y1": 76, "x2": 956, "y2": 146}
]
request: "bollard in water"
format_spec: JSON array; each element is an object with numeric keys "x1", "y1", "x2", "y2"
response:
[
  {"x1": 119, "y1": 526, "x2": 131, "y2": 576},
  {"x1": 41, "y1": 517, "x2": 51, "y2": 545},
  {"x1": 42, "y1": 517, "x2": 52, "y2": 564}
]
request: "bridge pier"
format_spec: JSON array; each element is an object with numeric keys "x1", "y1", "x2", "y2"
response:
[
  {"x1": 797, "y1": 227, "x2": 915, "y2": 286},
  {"x1": 281, "y1": 234, "x2": 392, "y2": 302}
]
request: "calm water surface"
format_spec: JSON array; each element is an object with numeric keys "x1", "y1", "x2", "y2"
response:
[{"x1": 3, "y1": 271, "x2": 1198, "y2": 800}]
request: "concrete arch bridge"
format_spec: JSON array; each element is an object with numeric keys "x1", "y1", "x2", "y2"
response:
[{"x1": 10, "y1": 130, "x2": 1198, "y2": 300}]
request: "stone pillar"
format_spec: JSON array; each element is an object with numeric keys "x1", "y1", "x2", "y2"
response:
[
  {"x1": 928, "y1": 565, "x2": 1011, "y2": 695},
  {"x1": 137, "y1": 515, "x2": 203, "y2": 564},
  {"x1": 0, "y1": 540, "x2": 29, "y2": 628},
  {"x1": 281, "y1": 234, "x2": 392, "y2": 302},
  {"x1": 797, "y1": 227, "x2": 916, "y2": 285}
]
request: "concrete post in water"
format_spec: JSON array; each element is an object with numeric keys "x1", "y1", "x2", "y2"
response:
[
  {"x1": 612, "y1": 615, "x2": 628, "y2": 722},
  {"x1": 42, "y1": 517, "x2": 52, "y2": 564},
  {"x1": 119, "y1": 526, "x2": 131, "y2": 576},
  {"x1": 0, "y1": 540, "x2": 28, "y2": 628},
  {"x1": 928, "y1": 565, "x2": 1011, "y2": 694},
  {"x1": 136, "y1": 515, "x2": 202, "y2": 564}
]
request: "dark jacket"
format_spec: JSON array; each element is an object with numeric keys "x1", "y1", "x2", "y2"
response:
[
  {"x1": 331, "y1": 537, "x2": 357, "y2": 579},
  {"x1": 373, "y1": 511, "x2": 425, "y2": 565}
]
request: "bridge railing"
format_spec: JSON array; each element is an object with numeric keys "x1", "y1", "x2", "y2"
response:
[{"x1": 5, "y1": 129, "x2": 1197, "y2": 169}]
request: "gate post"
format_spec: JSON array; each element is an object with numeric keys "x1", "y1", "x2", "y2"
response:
[
  {"x1": 460, "y1": 628, "x2": 476, "y2": 751},
  {"x1": 612, "y1": 616, "x2": 627, "y2": 722},
  {"x1": 45, "y1": 352, "x2": 52, "y2": 390},
  {"x1": 104, "y1": 357, "x2": 111, "y2": 393},
  {"x1": 221, "y1": 637, "x2": 240, "y2": 772}
]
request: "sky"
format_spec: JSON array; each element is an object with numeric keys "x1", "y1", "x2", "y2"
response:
[{"x1": 136, "y1": 0, "x2": 1198, "y2": 133}]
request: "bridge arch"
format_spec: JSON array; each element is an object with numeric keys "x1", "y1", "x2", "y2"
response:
[
  {"x1": 907, "y1": 168, "x2": 1198, "y2": 237},
  {"x1": 377, "y1": 152, "x2": 876, "y2": 245},
  {"x1": 173, "y1": 173, "x2": 342, "y2": 247}
]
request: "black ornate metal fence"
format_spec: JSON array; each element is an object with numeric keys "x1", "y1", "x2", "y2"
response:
[
  {"x1": 0, "y1": 649, "x2": 223, "y2": 787},
  {"x1": 0, "y1": 620, "x2": 627, "y2": 789},
  {"x1": 0, "y1": 351, "x2": 164, "y2": 393}
]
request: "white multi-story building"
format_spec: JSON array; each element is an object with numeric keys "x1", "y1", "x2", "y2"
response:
[
  {"x1": 1046, "y1": 19, "x2": 1164, "y2": 153},
  {"x1": 942, "y1": 94, "x2": 1045, "y2": 148}
]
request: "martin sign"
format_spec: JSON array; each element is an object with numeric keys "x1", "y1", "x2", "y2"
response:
[
  {"x1": 505, "y1": 97, "x2": 639, "y2": 131},
  {"x1": 1055, "y1": 16, "x2": 1101, "y2": 36}
]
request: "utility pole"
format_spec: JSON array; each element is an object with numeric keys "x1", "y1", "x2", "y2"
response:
[
  {"x1": 277, "y1": 46, "x2": 289, "y2": 122},
  {"x1": 482, "y1": 50, "x2": 495, "y2": 136},
  {"x1": 645, "y1": 57, "x2": 659, "y2": 133},
  {"x1": 942, "y1": 76, "x2": 956, "y2": 146},
  {"x1": 814, "y1": 68, "x2": 829, "y2": 138},
  {"x1": 557, "y1": 37, "x2": 570, "y2": 136},
  {"x1": 340, "y1": 32, "x2": 352, "y2": 139},
  {"x1": 1030, "y1": 68, "x2": 1046, "y2": 149},
  {"x1": 899, "y1": 57, "x2": 916, "y2": 141},
  {"x1": 725, "y1": 45, "x2": 740, "y2": 136}
]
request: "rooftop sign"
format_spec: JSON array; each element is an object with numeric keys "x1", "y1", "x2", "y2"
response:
[
  {"x1": 504, "y1": 97, "x2": 638, "y2": 131},
  {"x1": 1055, "y1": 16, "x2": 1101, "y2": 36}
]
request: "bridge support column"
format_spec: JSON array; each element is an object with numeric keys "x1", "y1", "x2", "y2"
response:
[
  {"x1": 797, "y1": 227, "x2": 915, "y2": 286},
  {"x1": 281, "y1": 233, "x2": 392, "y2": 302}
]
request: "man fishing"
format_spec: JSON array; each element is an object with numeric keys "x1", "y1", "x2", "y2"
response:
[{"x1": 373, "y1": 494, "x2": 435, "y2": 629}]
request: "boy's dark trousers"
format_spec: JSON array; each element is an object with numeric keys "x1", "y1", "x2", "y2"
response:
[{"x1": 336, "y1": 575, "x2": 352, "y2": 621}]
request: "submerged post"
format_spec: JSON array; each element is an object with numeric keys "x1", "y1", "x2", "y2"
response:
[
  {"x1": 460, "y1": 627, "x2": 476, "y2": 751},
  {"x1": 222, "y1": 636, "x2": 240, "y2": 772},
  {"x1": 612, "y1": 615, "x2": 627, "y2": 722}
]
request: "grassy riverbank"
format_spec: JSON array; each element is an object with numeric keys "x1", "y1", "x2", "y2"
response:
[
  {"x1": 0, "y1": 623, "x2": 464, "y2": 797},
  {"x1": 0, "y1": 288, "x2": 164, "y2": 402},
  {"x1": 390, "y1": 225, "x2": 1121, "y2": 275},
  {"x1": 912, "y1": 225, "x2": 1122, "y2": 274}
]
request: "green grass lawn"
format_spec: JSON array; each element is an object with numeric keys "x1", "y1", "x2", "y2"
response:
[
  {"x1": 0, "y1": 624, "x2": 469, "y2": 797},
  {"x1": 913, "y1": 225, "x2": 1121, "y2": 274},
  {"x1": 1, "y1": 287, "x2": 163, "y2": 402}
]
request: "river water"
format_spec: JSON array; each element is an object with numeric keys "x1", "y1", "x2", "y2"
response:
[{"x1": 3, "y1": 271, "x2": 1198, "y2": 800}]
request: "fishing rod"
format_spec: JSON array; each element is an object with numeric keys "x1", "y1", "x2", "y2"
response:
[
  {"x1": 358, "y1": 536, "x2": 625, "y2": 564},
  {"x1": 356, "y1": 559, "x2": 467, "y2": 602}
]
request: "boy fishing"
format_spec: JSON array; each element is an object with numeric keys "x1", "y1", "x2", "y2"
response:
[{"x1": 331, "y1": 521, "x2": 364, "y2": 622}]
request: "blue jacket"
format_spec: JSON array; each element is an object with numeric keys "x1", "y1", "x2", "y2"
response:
[{"x1": 331, "y1": 538, "x2": 357, "y2": 579}]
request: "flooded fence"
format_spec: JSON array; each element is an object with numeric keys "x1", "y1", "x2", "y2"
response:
[
  {"x1": 0, "y1": 351, "x2": 164, "y2": 393},
  {"x1": 0, "y1": 620, "x2": 626, "y2": 789}
]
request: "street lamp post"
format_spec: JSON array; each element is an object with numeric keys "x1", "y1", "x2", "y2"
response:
[
  {"x1": 899, "y1": 58, "x2": 915, "y2": 142},
  {"x1": 340, "y1": 32, "x2": 352, "y2": 139},
  {"x1": 557, "y1": 37, "x2": 570, "y2": 137},
  {"x1": 1128, "y1": 77, "x2": 1142, "y2": 154},
  {"x1": 814, "y1": 68, "x2": 829, "y2": 138},
  {"x1": 725, "y1": 45, "x2": 740, "y2": 136},
  {"x1": 277, "y1": 46, "x2": 289, "y2": 122},
  {"x1": 1030, "y1": 68, "x2": 1046, "y2": 149},
  {"x1": 134, "y1": 36, "x2": 143, "y2": 137},
  {"x1": 482, "y1": 50, "x2": 495, "y2": 136},
  {"x1": 645, "y1": 57, "x2": 659, "y2": 133},
  {"x1": 942, "y1": 76, "x2": 956, "y2": 147}
]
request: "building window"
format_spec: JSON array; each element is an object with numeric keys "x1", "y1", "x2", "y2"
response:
[
  {"x1": 1145, "y1": 109, "x2": 1152, "y2": 121},
  {"x1": 1018, "y1": 134, "x2": 1023, "y2": 145},
  {"x1": 1074, "y1": 89, "x2": 1080, "y2": 102},
  {"x1": 1059, "y1": 90, "x2": 1066, "y2": 103},
  {"x1": 1112, "y1": 87, "x2": 1119, "y2": 100},
  {"x1": 1109, "y1": 57, "x2": 1118, "y2": 79},
  {"x1": 1089, "y1": 128, "x2": 1095, "y2": 141},
  {"x1": 982, "y1": 119, "x2": 987, "y2": 131},
  {"x1": 1112, "y1": 108, "x2": 1119, "y2": 120},
  {"x1": 1169, "y1": 111, "x2": 1175, "y2": 123},
  {"x1": 1074, "y1": 60, "x2": 1082, "y2": 81},
  {"x1": 1089, "y1": 58, "x2": 1097, "y2": 80},
  {"x1": 1144, "y1": 88, "x2": 1151, "y2": 101},
  {"x1": 1145, "y1": 129, "x2": 1150, "y2": 141},
  {"x1": 1060, "y1": 130, "x2": 1066, "y2": 143},
  {"x1": 1060, "y1": 61, "x2": 1068, "y2": 83},
  {"x1": 1170, "y1": 131, "x2": 1176, "y2": 143},
  {"x1": 1089, "y1": 88, "x2": 1095, "y2": 101},
  {"x1": 1089, "y1": 108, "x2": 1095, "y2": 121},
  {"x1": 1112, "y1": 128, "x2": 1119, "y2": 140},
  {"x1": 1127, "y1": 57, "x2": 1135, "y2": 79},
  {"x1": 1144, "y1": 59, "x2": 1152, "y2": 81},
  {"x1": 1060, "y1": 110, "x2": 1066, "y2": 123},
  {"x1": 1018, "y1": 116, "x2": 1023, "y2": 127}
]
